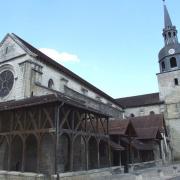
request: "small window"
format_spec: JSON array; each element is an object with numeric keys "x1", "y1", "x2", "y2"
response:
[
  {"x1": 5, "y1": 47, "x2": 9, "y2": 54},
  {"x1": 81, "y1": 87, "x2": 88, "y2": 95},
  {"x1": 170, "y1": 57, "x2": 177, "y2": 68},
  {"x1": 174, "y1": 78, "x2": 179, "y2": 86},
  {"x1": 168, "y1": 32, "x2": 171, "y2": 38},
  {"x1": 150, "y1": 111, "x2": 155, "y2": 115},
  {"x1": 130, "y1": 114, "x2": 135, "y2": 117},
  {"x1": 173, "y1": 32, "x2": 176, "y2": 37},
  {"x1": 164, "y1": 34, "x2": 167, "y2": 40},
  {"x1": 161, "y1": 61, "x2": 165, "y2": 71},
  {"x1": 48, "y1": 79, "x2": 54, "y2": 89}
]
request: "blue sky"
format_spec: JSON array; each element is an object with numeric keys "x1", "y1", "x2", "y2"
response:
[{"x1": 0, "y1": 0, "x2": 180, "y2": 98}]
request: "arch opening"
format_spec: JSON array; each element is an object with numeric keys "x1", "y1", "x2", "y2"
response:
[
  {"x1": 99, "y1": 140, "x2": 109, "y2": 168},
  {"x1": 40, "y1": 134, "x2": 54, "y2": 174},
  {"x1": 73, "y1": 135, "x2": 86, "y2": 171},
  {"x1": 170, "y1": 57, "x2": 177, "y2": 68},
  {"x1": 10, "y1": 136, "x2": 23, "y2": 171},
  {"x1": 25, "y1": 135, "x2": 38, "y2": 172},
  {"x1": 88, "y1": 137, "x2": 98, "y2": 170},
  {"x1": 0, "y1": 138, "x2": 8, "y2": 170},
  {"x1": 58, "y1": 134, "x2": 70, "y2": 173}
]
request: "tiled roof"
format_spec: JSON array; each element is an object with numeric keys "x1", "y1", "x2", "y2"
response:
[
  {"x1": 129, "y1": 114, "x2": 165, "y2": 132},
  {"x1": 135, "y1": 127, "x2": 161, "y2": 140},
  {"x1": 109, "y1": 119, "x2": 136, "y2": 136},
  {"x1": 116, "y1": 92, "x2": 164, "y2": 108},
  {"x1": 109, "y1": 114, "x2": 165, "y2": 140},
  {"x1": 10, "y1": 33, "x2": 121, "y2": 108}
]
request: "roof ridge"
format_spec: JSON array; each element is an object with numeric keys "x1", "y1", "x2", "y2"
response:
[{"x1": 116, "y1": 92, "x2": 159, "y2": 100}]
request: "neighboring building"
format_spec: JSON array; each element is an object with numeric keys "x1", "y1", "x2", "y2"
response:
[
  {"x1": 116, "y1": 2, "x2": 180, "y2": 162},
  {"x1": 116, "y1": 93, "x2": 164, "y2": 118},
  {"x1": 109, "y1": 114, "x2": 168, "y2": 167}
]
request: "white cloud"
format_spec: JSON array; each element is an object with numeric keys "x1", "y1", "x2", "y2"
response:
[{"x1": 39, "y1": 48, "x2": 80, "y2": 63}]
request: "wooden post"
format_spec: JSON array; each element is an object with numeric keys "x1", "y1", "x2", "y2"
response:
[
  {"x1": 37, "y1": 138, "x2": 40, "y2": 173},
  {"x1": 86, "y1": 140, "x2": 89, "y2": 170},
  {"x1": 108, "y1": 139, "x2": 112, "y2": 167},
  {"x1": 7, "y1": 137, "x2": 11, "y2": 171},
  {"x1": 119, "y1": 136, "x2": 121, "y2": 166},
  {"x1": 70, "y1": 139, "x2": 74, "y2": 171},
  {"x1": 97, "y1": 141, "x2": 100, "y2": 168},
  {"x1": 107, "y1": 117, "x2": 109, "y2": 135},
  {"x1": 55, "y1": 102, "x2": 63, "y2": 180},
  {"x1": 21, "y1": 138, "x2": 26, "y2": 172}
]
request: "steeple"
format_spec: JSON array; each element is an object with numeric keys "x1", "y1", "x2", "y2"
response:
[
  {"x1": 162, "y1": 0, "x2": 178, "y2": 45},
  {"x1": 164, "y1": 2, "x2": 172, "y2": 28},
  {"x1": 158, "y1": 0, "x2": 180, "y2": 73}
]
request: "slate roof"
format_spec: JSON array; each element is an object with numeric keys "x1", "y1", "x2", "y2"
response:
[
  {"x1": 116, "y1": 92, "x2": 164, "y2": 108},
  {"x1": 9, "y1": 33, "x2": 121, "y2": 108}
]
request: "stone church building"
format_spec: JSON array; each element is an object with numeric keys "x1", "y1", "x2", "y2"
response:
[{"x1": 0, "y1": 0, "x2": 179, "y2": 177}]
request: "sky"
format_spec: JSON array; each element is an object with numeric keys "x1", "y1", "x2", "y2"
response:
[{"x1": 0, "y1": 0, "x2": 180, "y2": 98}]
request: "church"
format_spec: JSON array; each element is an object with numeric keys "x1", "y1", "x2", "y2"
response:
[{"x1": 0, "y1": 0, "x2": 179, "y2": 178}]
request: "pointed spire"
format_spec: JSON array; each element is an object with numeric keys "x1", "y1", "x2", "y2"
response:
[{"x1": 163, "y1": 0, "x2": 173, "y2": 28}]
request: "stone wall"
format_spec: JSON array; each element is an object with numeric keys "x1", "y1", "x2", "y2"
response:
[{"x1": 124, "y1": 104, "x2": 164, "y2": 118}]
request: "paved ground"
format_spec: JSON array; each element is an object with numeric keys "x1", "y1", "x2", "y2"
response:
[{"x1": 168, "y1": 177, "x2": 180, "y2": 180}]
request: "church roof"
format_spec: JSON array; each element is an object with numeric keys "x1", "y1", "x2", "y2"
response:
[
  {"x1": 9, "y1": 33, "x2": 121, "y2": 108},
  {"x1": 116, "y1": 93, "x2": 163, "y2": 108},
  {"x1": 164, "y1": 3, "x2": 173, "y2": 28}
]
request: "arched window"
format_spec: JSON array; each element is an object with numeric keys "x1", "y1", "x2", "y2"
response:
[
  {"x1": 130, "y1": 113, "x2": 135, "y2": 117},
  {"x1": 48, "y1": 79, "x2": 54, "y2": 89},
  {"x1": 173, "y1": 32, "x2": 176, "y2": 37},
  {"x1": 168, "y1": 32, "x2": 171, "y2": 38},
  {"x1": 150, "y1": 111, "x2": 155, "y2": 115},
  {"x1": 174, "y1": 78, "x2": 179, "y2": 86},
  {"x1": 170, "y1": 57, "x2": 177, "y2": 68},
  {"x1": 161, "y1": 61, "x2": 165, "y2": 71}
]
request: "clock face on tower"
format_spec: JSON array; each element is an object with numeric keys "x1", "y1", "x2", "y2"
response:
[
  {"x1": 0, "y1": 70, "x2": 14, "y2": 97},
  {"x1": 168, "y1": 48, "x2": 175, "y2": 55}
]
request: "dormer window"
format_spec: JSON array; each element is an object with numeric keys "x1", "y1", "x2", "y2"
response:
[
  {"x1": 170, "y1": 57, "x2": 177, "y2": 68},
  {"x1": 48, "y1": 79, "x2": 54, "y2": 89},
  {"x1": 61, "y1": 77, "x2": 68, "y2": 86},
  {"x1": 96, "y1": 96, "x2": 102, "y2": 102}
]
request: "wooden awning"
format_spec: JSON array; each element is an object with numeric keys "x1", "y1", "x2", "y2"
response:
[
  {"x1": 120, "y1": 137, "x2": 153, "y2": 151},
  {"x1": 109, "y1": 140, "x2": 125, "y2": 151}
]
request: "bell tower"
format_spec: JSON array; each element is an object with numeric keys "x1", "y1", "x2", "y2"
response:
[
  {"x1": 157, "y1": 0, "x2": 180, "y2": 161},
  {"x1": 157, "y1": 0, "x2": 180, "y2": 101}
]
